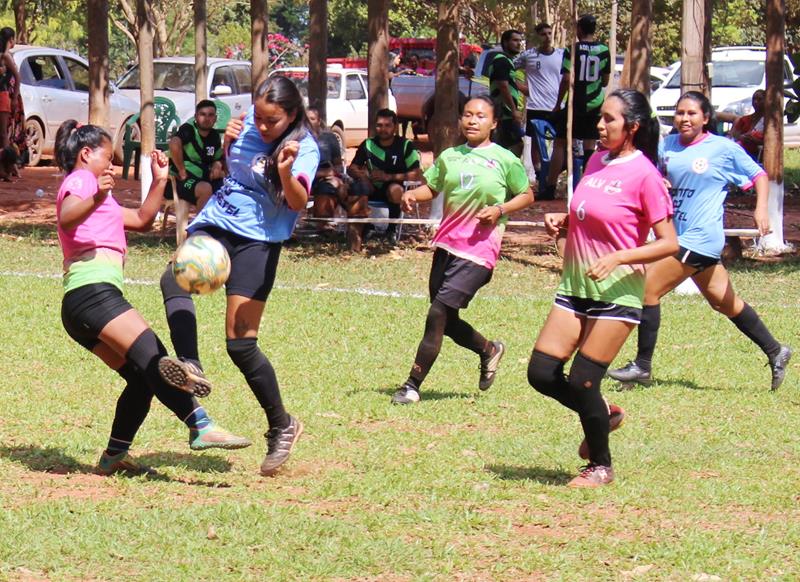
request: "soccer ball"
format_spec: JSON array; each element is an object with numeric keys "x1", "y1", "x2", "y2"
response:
[{"x1": 172, "y1": 235, "x2": 231, "y2": 295}]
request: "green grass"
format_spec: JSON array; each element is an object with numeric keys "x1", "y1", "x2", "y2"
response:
[{"x1": 0, "y1": 230, "x2": 799, "y2": 581}]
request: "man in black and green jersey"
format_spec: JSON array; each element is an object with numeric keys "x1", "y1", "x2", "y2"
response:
[
  {"x1": 348, "y1": 109, "x2": 422, "y2": 244},
  {"x1": 488, "y1": 29, "x2": 526, "y2": 155},
  {"x1": 168, "y1": 99, "x2": 226, "y2": 210},
  {"x1": 542, "y1": 14, "x2": 610, "y2": 200}
]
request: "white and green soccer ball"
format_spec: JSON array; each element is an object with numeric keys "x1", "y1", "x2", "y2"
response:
[{"x1": 172, "y1": 234, "x2": 231, "y2": 295}]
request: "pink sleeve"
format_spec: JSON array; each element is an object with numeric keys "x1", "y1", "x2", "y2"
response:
[
  {"x1": 61, "y1": 170, "x2": 98, "y2": 201},
  {"x1": 640, "y1": 167, "x2": 673, "y2": 226}
]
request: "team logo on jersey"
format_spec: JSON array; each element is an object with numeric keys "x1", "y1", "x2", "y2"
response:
[
  {"x1": 250, "y1": 153, "x2": 284, "y2": 205},
  {"x1": 692, "y1": 157, "x2": 709, "y2": 174},
  {"x1": 603, "y1": 180, "x2": 622, "y2": 195},
  {"x1": 251, "y1": 153, "x2": 268, "y2": 176},
  {"x1": 486, "y1": 159, "x2": 497, "y2": 169}
]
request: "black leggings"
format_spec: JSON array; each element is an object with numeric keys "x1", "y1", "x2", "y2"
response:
[{"x1": 407, "y1": 299, "x2": 490, "y2": 389}]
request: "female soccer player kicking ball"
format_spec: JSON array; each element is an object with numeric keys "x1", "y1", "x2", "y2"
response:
[
  {"x1": 391, "y1": 95, "x2": 534, "y2": 405},
  {"x1": 528, "y1": 90, "x2": 678, "y2": 487}
]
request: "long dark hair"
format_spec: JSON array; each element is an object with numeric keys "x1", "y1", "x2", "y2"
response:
[
  {"x1": 0, "y1": 28, "x2": 15, "y2": 54},
  {"x1": 254, "y1": 75, "x2": 310, "y2": 193},
  {"x1": 677, "y1": 90, "x2": 716, "y2": 132},
  {"x1": 54, "y1": 120, "x2": 112, "y2": 173},
  {"x1": 607, "y1": 88, "x2": 660, "y2": 166}
]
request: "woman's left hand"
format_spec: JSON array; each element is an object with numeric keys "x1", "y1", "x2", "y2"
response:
[
  {"x1": 475, "y1": 205, "x2": 502, "y2": 226},
  {"x1": 277, "y1": 141, "x2": 300, "y2": 175},
  {"x1": 149, "y1": 150, "x2": 169, "y2": 181},
  {"x1": 754, "y1": 206, "x2": 771, "y2": 236},
  {"x1": 586, "y1": 252, "x2": 621, "y2": 281}
]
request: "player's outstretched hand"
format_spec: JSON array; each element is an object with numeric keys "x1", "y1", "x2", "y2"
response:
[
  {"x1": 97, "y1": 168, "x2": 115, "y2": 197},
  {"x1": 224, "y1": 114, "x2": 246, "y2": 151},
  {"x1": 149, "y1": 150, "x2": 169, "y2": 182},
  {"x1": 544, "y1": 212, "x2": 567, "y2": 237},
  {"x1": 475, "y1": 205, "x2": 501, "y2": 226},
  {"x1": 401, "y1": 190, "x2": 417, "y2": 214},
  {"x1": 754, "y1": 206, "x2": 771, "y2": 237},
  {"x1": 277, "y1": 141, "x2": 300, "y2": 175},
  {"x1": 586, "y1": 252, "x2": 621, "y2": 281}
]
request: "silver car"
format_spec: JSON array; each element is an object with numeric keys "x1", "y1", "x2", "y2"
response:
[{"x1": 11, "y1": 45, "x2": 141, "y2": 166}]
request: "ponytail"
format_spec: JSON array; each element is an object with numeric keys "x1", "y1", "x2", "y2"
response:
[
  {"x1": 54, "y1": 120, "x2": 111, "y2": 173},
  {"x1": 607, "y1": 89, "x2": 660, "y2": 166}
]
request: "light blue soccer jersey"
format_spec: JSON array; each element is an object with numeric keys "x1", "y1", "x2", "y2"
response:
[
  {"x1": 661, "y1": 133, "x2": 765, "y2": 258},
  {"x1": 189, "y1": 106, "x2": 320, "y2": 242}
]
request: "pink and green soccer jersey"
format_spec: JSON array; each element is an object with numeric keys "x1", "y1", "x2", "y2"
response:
[
  {"x1": 425, "y1": 143, "x2": 529, "y2": 269},
  {"x1": 558, "y1": 150, "x2": 673, "y2": 308},
  {"x1": 56, "y1": 169, "x2": 126, "y2": 292}
]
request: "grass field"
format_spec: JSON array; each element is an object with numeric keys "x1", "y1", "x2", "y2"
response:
[{"x1": 0, "y1": 228, "x2": 799, "y2": 581}]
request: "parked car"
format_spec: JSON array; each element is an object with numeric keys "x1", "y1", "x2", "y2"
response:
[
  {"x1": 651, "y1": 46, "x2": 796, "y2": 133},
  {"x1": 270, "y1": 65, "x2": 397, "y2": 147},
  {"x1": 116, "y1": 57, "x2": 252, "y2": 125},
  {"x1": 10, "y1": 44, "x2": 141, "y2": 166}
]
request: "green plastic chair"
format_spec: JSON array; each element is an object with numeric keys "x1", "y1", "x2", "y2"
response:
[{"x1": 121, "y1": 96, "x2": 181, "y2": 180}]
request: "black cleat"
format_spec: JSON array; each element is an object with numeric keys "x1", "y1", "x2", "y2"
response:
[
  {"x1": 391, "y1": 383, "x2": 420, "y2": 405},
  {"x1": 260, "y1": 416, "x2": 303, "y2": 476},
  {"x1": 479, "y1": 341, "x2": 506, "y2": 391},
  {"x1": 607, "y1": 361, "x2": 652, "y2": 387},
  {"x1": 769, "y1": 345, "x2": 792, "y2": 391}
]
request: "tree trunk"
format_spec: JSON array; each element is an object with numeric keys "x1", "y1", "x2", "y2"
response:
[
  {"x1": 87, "y1": 0, "x2": 110, "y2": 128},
  {"x1": 13, "y1": 0, "x2": 27, "y2": 44},
  {"x1": 625, "y1": 0, "x2": 652, "y2": 95},
  {"x1": 367, "y1": 0, "x2": 390, "y2": 132},
  {"x1": 194, "y1": 0, "x2": 208, "y2": 103},
  {"x1": 138, "y1": 0, "x2": 155, "y2": 200},
  {"x1": 431, "y1": 0, "x2": 461, "y2": 156},
  {"x1": 609, "y1": 0, "x2": 618, "y2": 91},
  {"x1": 251, "y1": 0, "x2": 269, "y2": 97},
  {"x1": 680, "y1": 0, "x2": 708, "y2": 96},
  {"x1": 308, "y1": 0, "x2": 328, "y2": 121},
  {"x1": 566, "y1": 0, "x2": 577, "y2": 203},
  {"x1": 761, "y1": 0, "x2": 787, "y2": 251}
]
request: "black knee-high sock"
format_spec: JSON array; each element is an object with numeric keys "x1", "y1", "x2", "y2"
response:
[
  {"x1": 226, "y1": 337, "x2": 289, "y2": 430},
  {"x1": 406, "y1": 300, "x2": 448, "y2": 389},
  {"x1": 386, "y1": 203, "x2": 401, "y2": 235},
  {"x1": 160, "y1": 264, "x2": 201, "y2": 368},
  {"x1": 107, "y1": 362, "x2": 154, "y2": 453},
  {"x1": 125, "y1": 329, "x2": 197, "y2": 420},
  {"x1": 568, "y1": 352, "x2": 611, "y2": 467},
  {"x1": 443, "y1": 305, "x2": 491, "y2": 356},
  {"x1": 729, "y1": 303, "x2": 782, "y2": 359},
  {"x1": 527, "y1": 349, "x2": 579, "y2": 412},
  {"x1": 636, "y1": 304, "x2": 661, "y2": 371}
]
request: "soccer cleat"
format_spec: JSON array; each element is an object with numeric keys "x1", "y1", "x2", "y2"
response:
[
  {"x1": 769, "y1": 345, "x2": 792, "y2": 391},
  {"x1": 567, "y1": 464, "x2": 615, "y2": 488},
  {"x1": 95, "y1": 451, "x2": 153, "y2": 476},
  {"x1": 189, "y1": 423, "x2": 252, "y2": 451},
  {"x1": 260, "y1": 416, "x2": 304, "y2": 476},
  {"x1": 479, "y1": 341, "x2": 506, "y2": 391},
  {"x1": 578, "y1": 404, "x2": 626, "y2": 460},
  {"x1": 607, "y1": 361, "x2": 652, "y2": 387},
  {"x1": 391, "y1": 383, "x2": 420, "y2": 405},
  {"x1": 158, "y1": 357, "x2": 212, "y2": 397}
]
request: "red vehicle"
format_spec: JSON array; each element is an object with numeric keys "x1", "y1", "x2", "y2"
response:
[{"x1": 326, "y1": 38, "x2": 482, "y2": 75}]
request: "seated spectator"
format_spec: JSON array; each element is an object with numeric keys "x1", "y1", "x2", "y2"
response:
[
  {"x1": 167, "y1": 99, "x2": 225, "y2": 211},
  {"x1": 347, "y1": 109, "x2": 422, "y2": 246},
  {"x1": 307, "y1": 106, "x2": 323, "y2": 135},
  {"x1": 728, "y1": 89, "x2": 765, "y2": 160}
]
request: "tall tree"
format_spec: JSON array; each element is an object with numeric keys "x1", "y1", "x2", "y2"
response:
[
  {"x1": 308, "y1": 0, "x2": 328, "y2": 120},
  {"x1": 251, "y1": 0, "x2": 269, "y2": 95},
  {"x1": 87, "y1": 0, "x2": 109, "y2": 127},
  {"x1": 113, "y1": 0, "x2": 194, "y2": 58},
  {"x1": 367, "y1": 0, "x2": 390, "y2": 131},
  {"x1": 430, "y1": 0, "x2": 461, "y2": 156}
]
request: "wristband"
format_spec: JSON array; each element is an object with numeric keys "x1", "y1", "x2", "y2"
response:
[{"x1": 494, "y1": 203, "x2": 505, "y2": 217}]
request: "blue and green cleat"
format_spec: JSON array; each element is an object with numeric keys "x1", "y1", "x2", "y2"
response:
[{"x1": 189, "y1": 423, "x2": 252, "y2": 451}]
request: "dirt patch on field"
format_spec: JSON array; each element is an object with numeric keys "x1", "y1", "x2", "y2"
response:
[{"x1": 2, "y1": 160, "x2": 800, "y2": 258}]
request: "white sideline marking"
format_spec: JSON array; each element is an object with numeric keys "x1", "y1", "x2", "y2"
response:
[{"x1": 0, "y1": 270, "x2": 427, "y2": 299}]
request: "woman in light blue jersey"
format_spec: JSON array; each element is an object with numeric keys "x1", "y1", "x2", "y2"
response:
[
  {"x1": 160, "y1": 76, "x2": 320, "y2": 477},
  {"x1": 608, "y1": 91, "x2": 791, "y2": 391}
]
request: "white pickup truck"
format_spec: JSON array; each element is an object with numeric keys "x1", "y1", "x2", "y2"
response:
[
  {"x1": 271, "y1": 65, "x2": 397, "y2": 148},
  {"x1": 390, "y1": 50, "x2": 495, "y2": 135}
]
